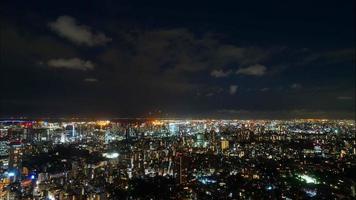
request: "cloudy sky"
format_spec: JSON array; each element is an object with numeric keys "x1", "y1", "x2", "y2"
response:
[{"x1": 0, "y1": 0, "x2": 354, "y2": 119}]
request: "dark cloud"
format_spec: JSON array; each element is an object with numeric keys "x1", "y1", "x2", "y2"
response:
[
  {"x1": 0, "y1": 23, "x2": 77, "y2": 64},
  {"x1": 290, "y1": 83, "x2": 302, "y2": 90},
  {"x1": 337, "y1": 96, "x2": 353, "y2": 100},
  {"x1": 96, "y1": 28, "x2": 277, "y2": 98},
  {"x1": 95, "y1": 28, "x2": 274, "y2": 99},
  {"x1": 198, "y1": 86, "x2": 224, "y2": 97},
  {"x1": 83, "y1": 78, "x2": 98, "y2": 82},
  {"x1": 303, "y1": 48, "x2": 355, "y2": 65},
  {"x1": 260, "y1": 88, "x2": 270, "y2": 92}
]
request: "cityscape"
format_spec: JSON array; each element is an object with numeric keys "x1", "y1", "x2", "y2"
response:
[
  {"x1": 0, "y1": 0, "x2": 355, "y2": 199},
  {"x1": 0, "y1": 119, "x2": 355, "y2": 199}
]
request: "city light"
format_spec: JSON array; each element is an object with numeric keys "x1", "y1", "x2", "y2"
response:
[
  {"x1": 7, "y1": 172, "x2": 15, "y2": 177},
  {"x1": 265, "y1": 185, "x2": 275, "y2": 191},
  {"x1": 197, "y1": 176, "x2": 217, "y2": 185},
  {"x1": 297, "y1": 174, "x2": 319, "y2": 184},
  {"x1": 152, "y1": 120, "x2": 164, "y2": 126},
  {"x1": 102, "y1": 152, "x2": 119, "y2": 159},
  {"x1": 96, "y1": 120, "x2": 110, "y2": 127},
  {"x1": 304, "y1": 189, "x2": 317, "y2": 197},
  {"x1": 0, "y1": 119, "x2": 353, "y2": 199},
  {"x1": 47, "y1": 194, "x2": 55, "y2": 200}
]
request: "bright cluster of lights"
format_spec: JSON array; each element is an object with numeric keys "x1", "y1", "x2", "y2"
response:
[
  {"x1": 96, "y1": 120, "x2": 110, "y2": 126},
  {"x1": 197, "y1": 176, "x2": 217, "y2": 185},
  {"x1": 265, "y1": 184, "x2": 275, "y2": 190},
  {"x1": 102, "y1": 152, "x2": 119, "y2": 159},
  {"x1": 304, "y1": 189, "x2": 317, "y2": 197},
  {"x1": 30, "y1": 174, "x2": 36, "y2": 180},
  {"x1": 152, "y1": 120, "x2": 164, "y2": 126},
  {"x1": 7, "y1": 172, "x2": 15, "y2": 177},
  {"x1": 297, "y1": 174, "x2": 318, "y2": 184},
  {"x1": 47, "y1": 194, "x2": 55, "y2": 200}
]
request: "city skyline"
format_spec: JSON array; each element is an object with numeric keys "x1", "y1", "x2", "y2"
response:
[{"x1": 0, "y1": 119, "x2": 355, "y2": 199}]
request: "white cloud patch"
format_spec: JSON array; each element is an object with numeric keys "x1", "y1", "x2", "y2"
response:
[
  {"x1": 47, "y1": 58, "x2": 94, "y2": 70},
  {"x1": 236, "y1": 64, "x2": 266, "y2": 76},
  {"x1": 210, "y1": 69, "x2": 232, "y2": 78},
  {"x1": 49, "y1": 15, "x2": 111, "y2": 46},
  {"x1": 229, "y1": 85, "x2": 238, "y2": 95}
]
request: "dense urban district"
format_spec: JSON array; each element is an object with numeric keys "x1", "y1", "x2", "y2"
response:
[{"x1": 0, "y1": 119, "x2": 355, "y2": 199}]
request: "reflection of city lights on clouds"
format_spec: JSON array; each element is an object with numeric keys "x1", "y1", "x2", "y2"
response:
[{"x1": 103, "y1": 152, "x2": 119, "y2": 159}]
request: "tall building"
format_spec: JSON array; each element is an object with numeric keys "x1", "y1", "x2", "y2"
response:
[
  {"x1": 0, "y1": 141, "x2": 8, "y2": 157},
  {"x1": 8, "y1": 128, "x2": 24, "y2": 141},
  {"x1": 208, "y1": 130, "x2": 217, "y2": 151},
  {"x1": 221, "y1": 139, "x2": 229, "y2": 152},
  {"x1": 0, "y1": 140, "x2": 9, "y2": 169},
  {"x1": 8, "y1": 142, "x2": 22, "y2": 170},
  {"x1": 169, "y1": 123, "x2": 179, "y2": 135},
  {"x1": 175, "y1": 153, "x2": 189, "y2": 185}
]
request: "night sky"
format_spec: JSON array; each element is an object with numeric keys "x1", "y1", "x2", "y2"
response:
[{"x1": 0, "y1": 0, "x2": 354, "y2": 119}]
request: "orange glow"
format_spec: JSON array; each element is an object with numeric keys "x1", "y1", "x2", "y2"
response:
[
  {"x1": 96, "y1": 120, "x2": 110, "y2": 126},
  {"x1": 152, "y1": 120, "x2": 164, "y2": 126}
]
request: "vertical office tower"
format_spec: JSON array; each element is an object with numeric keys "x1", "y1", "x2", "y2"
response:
[
  {"x1": 0, "y1": 140, "x2": 9, "y2": 169},
  {"x1": 175, "y1": 153, "x2": 189, "y2": 185},
  {"x1": 8, "y1": 142, "x2": 22, "y2": 170},
  {"x1": 221, "y1": 139, "x2": 229, "y2": 152}
]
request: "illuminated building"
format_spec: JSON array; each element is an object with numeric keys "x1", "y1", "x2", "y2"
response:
[
  {"x1": 221, "y1": 139, "x2": 229, "y2": 151},
  {"x1": 208, "y1": 130, "x2": 217, "y2": 151},
  {"x1": 0, "y1": 140, "x2": 9, "y2": 169},
  {"x1": 8, "y1": 142, "x2": 22, "y2": 170},
  {"x1": 65, "y1": 124, "x2": 76, "y2": 139},
  {"x1": 175, "y1": 153, "x2": 189, "y2": 185},
  {"x1": 0, "y1": 141, "x2": 8, "y2": 157},
  {"x1": 33, "y1": 128, "x2": 50, "y2": 141},
  {"x1": 169, "y1": 123, "x2": 179, "y2": 135},
  {"x1": 296, "y1": 174, "x2": 319, "y2": 184},
  {"x1": 8, "y1": 128, "x2": 24, "y2": 141},
  {"x1": 195, "y1": 133, "x2": 207, "y2": 148}
]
